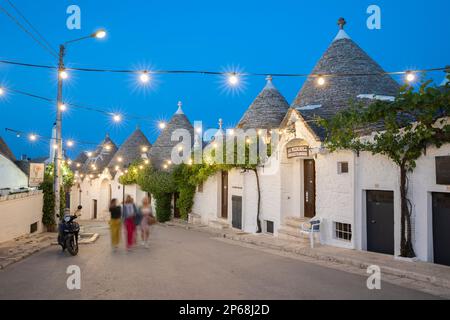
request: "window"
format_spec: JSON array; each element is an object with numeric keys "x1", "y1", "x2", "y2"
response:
[
  {"x1": 197, "y1": 182, "x2": 204, "y2": 193},
  {"x1": 436, "y1": 156, "x2": 450, "y2": 185},
  {"x1": 334, "y1": 222, "x2": 352, "y2": 242},
  {"x1": 265, "y1": 221, "x2": 274, "y2": 234},
  {"x1": 338, "y1": 162, "x2": 349, "y2": 174},
  {"x1": 30, "y1": 222, "x2": 38, "y2": 234}
]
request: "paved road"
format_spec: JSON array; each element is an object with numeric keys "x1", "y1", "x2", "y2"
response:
[{"x1": 0, "y1": 222, "x2": 439, "y2": 300}]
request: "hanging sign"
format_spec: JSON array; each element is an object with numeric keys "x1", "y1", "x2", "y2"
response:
[
  {"x1": 29, "y1": 163, "x2": 45, "y2": 187},
  {"x1": 287, "y1": 145, "x2": 310, "y2": 159}
]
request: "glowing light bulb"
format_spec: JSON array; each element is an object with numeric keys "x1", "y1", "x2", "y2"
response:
[
  {"x1": 163, "y1": 164, "x2": 168, "y2": 169},
  {"x1": 113, "y1": 114, "x2": 122, "y2": 123},
  {"x1": 317, "y1": 76, "x2": 326, "y2": 86},
  {"x1": 246, "y1": 138, "x2": 252, "y2": 144},
  {"x1": 66, "y1": 140, "x2": 74, "y2": 147},
  {"x1": 144, "y1": 159, "x2": 149, "y2": 165},
  {"x1": 53, "y1": 144, "x2": 58, "y2": 150},
  {"x1": 139, "y1": 72, "x2": 151, "y2": 84},
  {"x1": 115, "y1": 165, "x2": 120, "y2": 171},
  {"x1": 139, "y1": 165, "x2": 144, "y2": 170},
  {"x1": 59, "y1": 103, "x2": 67, "y2": 111},
  {"x1": 228, "y1": 129, "x2": 235, "y2": 136},
  {"x1": 94, "y1": 29, "x2": 107, "y2": 39},
  {"x1": 105, "y1": 145, "x2": 111, "y2": 151},
  {"x1": 188, "y1": 159, "x2": 193, "y2": 165},
  {"x1": 76, "y1": 163, "x2": 81, "y2": 168},
  {"x1": 117, "y1": 157, "x2": 123, "y2": 163},
  {"x1": 196, "y1": 127, "x2": 202, "y2": 134},
  {"x1": 141, "y1": 146, "x2": 148, "y2": 152},
  {"x1": 228, "y1": 73, "x2": 239, "y2": 86},
  {"x1": 59, "y1": 70, "x2": 68, "y2": 80},
  {"x1": 0, "y1": 87, "x2": 5, "y2": 96},
  {"x1": 67, "y1": 160, "x2": 72, "y2": 165},
  {"x1": 167, "y1": 160, "x2": 172, "y2": 165},
  {"x1": 159, "y1": 122, "x2": 166, "y2": 130},
  {"x1": 87, "y1": 151, "x2": 93, "y2": 157},
  {"x1": 406, "y1": 72, "x2": 416, "y2": 83}
]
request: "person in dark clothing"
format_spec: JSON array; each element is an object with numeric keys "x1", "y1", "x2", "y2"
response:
[{"x1": 109, "y1": 199, "x2": 122, "y2": 250}]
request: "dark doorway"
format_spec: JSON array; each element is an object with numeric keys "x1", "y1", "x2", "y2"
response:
[
  {"x1": 93, "y1": 200, "x2": 98, "y2": 219},
  {"x1": 232, "y1": 196, "x2": 242, "y2": 230},
  {"x1": 366, "y1": 191, "x2": 395, "y2": 255},
  {"x1": 432, "y1": 193, "x2": 450, "y2": 266},
  {"x1": 173, "y1": 192, "x2": 180, "y2": 218},
  {"x1": 304, "y1": 160, "x2": 316, "y2": 218},
  {"x1": 65, "y1": 191, "x2": 71, "y2": 210},
  {"x1": 221, "y1": 171, "x2": 228, "y2": 219}
]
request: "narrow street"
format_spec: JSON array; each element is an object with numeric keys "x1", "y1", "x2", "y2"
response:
[{"x1": 0, "y1": 223, "x2": 438, "y2": 300}]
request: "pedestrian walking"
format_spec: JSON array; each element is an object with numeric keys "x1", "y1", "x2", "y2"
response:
[
  {"x1": 139, "y1": 196, "x2": 154, "y2": 247},
  {"x1": 109, "y1": 199, "x2": 122, "y2": 250},
  {"x1": 123, "y1": 195, "x2": 138, "y2": 250}
]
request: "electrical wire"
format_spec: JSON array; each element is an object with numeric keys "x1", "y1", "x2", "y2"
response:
[
  {"x1": 0, "y1": 5, "x2": 58, "y2": 59},
  {"x1": 4, "y1": 0, "x2": 58, "y2": 57}
]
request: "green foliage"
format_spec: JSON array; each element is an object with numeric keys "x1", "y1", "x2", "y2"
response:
[
  {"x1": 320, "y1": 75, "x2": 450, "y2": 257},
  {"x1": 40, "y1": 163, "x2": 75, "y2": 229}
]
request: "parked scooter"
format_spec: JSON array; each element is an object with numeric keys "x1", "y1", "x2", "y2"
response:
[{"x1": 57, "y1": 206, "x2": 82, "y2": 256}]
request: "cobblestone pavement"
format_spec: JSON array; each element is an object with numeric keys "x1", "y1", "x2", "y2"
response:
[{"x1": 0, "y1": 222, "x2": 443, "y2": 300}]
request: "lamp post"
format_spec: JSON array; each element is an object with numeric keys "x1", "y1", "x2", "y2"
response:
[{"x1": 54, "y1": 29, "x2": 106, "y2": 222}]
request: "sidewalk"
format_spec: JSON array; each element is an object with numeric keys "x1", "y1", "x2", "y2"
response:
[
  {"x1": 167, "y1": 219, "x2": 450, "y2": 296},
  {"x1": 0, "y1": 232, "x2": 55, "y2": 270}
]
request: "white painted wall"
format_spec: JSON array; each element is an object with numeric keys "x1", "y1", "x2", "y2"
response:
[
  {"x1": 192, "y1": 172, "x2": 221, "y2": 225},
  {"x1": 0, "y1": 191, "x2": 44, "y2": 243},
  {"x1": 0, "y1": 154, "x2": 28, "y2": 189}
]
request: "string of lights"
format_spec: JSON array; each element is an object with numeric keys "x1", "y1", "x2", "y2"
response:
[
  {"x1": 0, "y1": 86, "x2": 153, "y2": 122},
  {"x1": 1, "y1": 59, "x2": 448, "y2": 87}
]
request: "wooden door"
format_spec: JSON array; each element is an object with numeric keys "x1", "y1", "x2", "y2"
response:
[
  {"x1": 304, "y1": 160, "x2": 316, "y2": 218},
  {"x1": 433, "y1": 193, "x2": 450, "y2": 266},
  {"x1": 221, "y1": 171, "x2": 228, "y2": 219},
  {"x1": 93, "y1": 200, "x2": 98, "y2": 219},
  {"x1": 367, "y1": 191, "x2": 395, "y2": 255},
  {"x1": 232, "y1": 196, "x2": 242, "y2": 230}
]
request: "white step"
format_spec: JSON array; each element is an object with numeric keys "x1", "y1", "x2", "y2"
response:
[
  {"x1": 208, "y1": 219, "x2": 230, "y2": 230},
  {"x1": 278, "y1": 229, "x2": 310, "y2": 243},
  {"x1": 284, "y1": 217, "x2": 308, "y2": 229}
]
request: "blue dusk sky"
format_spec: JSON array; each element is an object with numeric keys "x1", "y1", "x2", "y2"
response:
[{"x1": 1, "y1": 0, "x2": 449, "y2": 159}]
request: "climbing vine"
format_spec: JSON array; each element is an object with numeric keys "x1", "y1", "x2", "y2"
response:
[
  {"x1": 40, "y1": 163, "x2": 75, "y2": 230},
  {"x1": 319, "y1": 75, "x2": 450, "y2": 258}
]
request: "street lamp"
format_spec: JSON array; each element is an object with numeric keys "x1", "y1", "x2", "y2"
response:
[{"x1": 53, "y1": 29, "x2": 106, "y2": 222}]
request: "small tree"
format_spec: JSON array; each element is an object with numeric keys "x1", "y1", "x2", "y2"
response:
[{"x1": 320, "y1": 76, "x2": 449, "y2": 257}]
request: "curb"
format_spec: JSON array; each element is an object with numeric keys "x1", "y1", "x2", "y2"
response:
[
  {"x1": 168, "y1": 221, "x2": 450, "y2": 290},
  {"x1": 50, "y1": 233, "x2": 99, "y2": 246}
]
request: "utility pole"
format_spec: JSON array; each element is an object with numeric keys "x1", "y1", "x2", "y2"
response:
[{"x1": 54, "y1": 44, "x2": 66, "y2": 222}]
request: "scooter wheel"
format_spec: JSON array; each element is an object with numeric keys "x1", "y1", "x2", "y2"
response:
[{"x1": 66, "y1": 237, "x2": 79, "y2": 256}]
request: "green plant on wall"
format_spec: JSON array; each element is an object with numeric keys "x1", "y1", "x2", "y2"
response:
[
  {"x1": 40, "y1": 162, "x2": 75, "y2": 230},
  {"x1": 320, "y1": 76, "x2": 449, "y2": 258}
]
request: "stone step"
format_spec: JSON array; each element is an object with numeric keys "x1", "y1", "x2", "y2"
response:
[
  {"x1": 208, "y1": 219, "x2": 230, "y2": 230},
  {"x1": 278, "y1": 226, "x2": 309, "y2": 240},
  {"x1": 284, "y1": 217, "x2": 308, "y2": 229},
  {"x1": 278, "y1": 229, "x2": 310, "y2": 243}
]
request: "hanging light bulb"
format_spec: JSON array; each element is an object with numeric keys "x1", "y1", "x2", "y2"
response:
[
  {"x1": 0, "y1": 87, "x2": 5, "y2": 96},
  {"x1": 406, "y1": 71, "x2": 416, "y2": 83},
  {"x1": 163, "y1": 164, "x2": 168, "y2": 169},
  {"x1": 141, "y1": 146, "x2": 148, "y2": 152},
  {"x1": 112, "y1": 114, "x2": 122, "y2": 123},
  {"x1": 87, "y1": 151, "x2": 93, "y2": 157},
  {"x1": 115, "y1": 165, "x2": 120, "y2": 171},
  {"x1": 29, "y1": 134, "x2": 37, "y2": 141},
  {"x1": 139, "y1": 71, "x2": 151, "y2": 84},
  {"x1": 59, "y1": 103, "x2": 67, "y2": 111},
  {"x1": 66, "y1": 140, "x2": 74, "y2": 147},
  {"x1": 67, "y1": 160, "x2": 72, "y2": 165},
  {"x1": 53, "y1": 144, "x2": 58, "y2": 150},
  {"x1": 144, "y1": 159, "x2": 149, "y2": 165},
  {"x1": 228, "y1": 73, "x2": 240, "y2": 86},
  {"x1": 317, "y1": 76, "x2": 326, "y2": 86},
  {"x1": 195, "y1": 127, "x2": 202, "y2": 134},
  {"x1": 159, "y1": 121, "x2": 167, "y2": 130},
  {"x1": 59, "y1": 69, "x2": 69, "y2": 80},
  {"x1": 76, "y1": 163, "x2": 81, "y2": 168}
]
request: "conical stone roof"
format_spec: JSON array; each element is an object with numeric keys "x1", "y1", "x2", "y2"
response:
[
  {"x1": 71, "y1": 152, "x2": 88, "y2": 172},
  {"x1": 292, "y1": 18, "x2": 400, "y2": 139},
  {"x1": 149, "y1": 102, "x2": 194, "y2": 169},
  {"x1": 82, "y1": 134, "x2": 118, "y2": 174},
  {"x1": 108, "y1": 127, "x2": 151, "y2": 170},
  {"x1": 237, "y1": 76, "x2": 290, "y2": 130}
]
